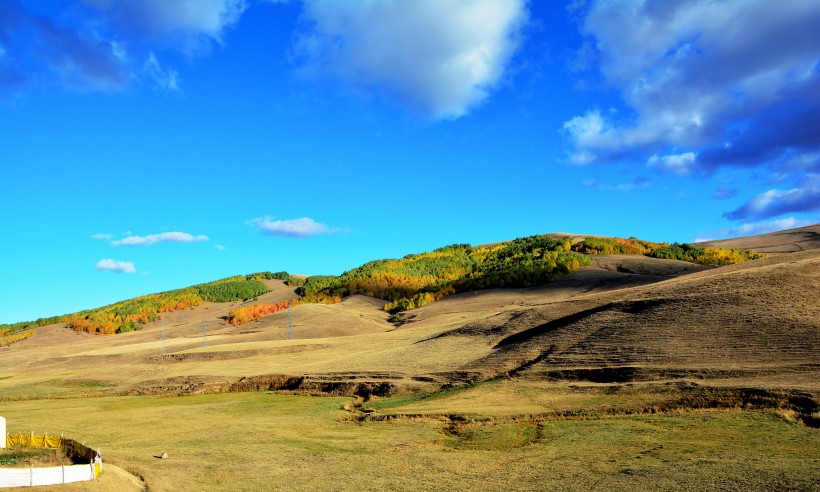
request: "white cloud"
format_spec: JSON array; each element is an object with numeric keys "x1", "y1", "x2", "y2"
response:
[
  {"x1": 214, "y1": 244, "x2": 226, "y2": 251},
  {"x1": 725, "y1": 174, "x2": 820, "y2": 220},
  {"x1": 112, "y1": 231, "x2": 209, "y2": 246},
  {"x1": 583, "y1": 176, "x2": 652, "y2": 192},
  {"x1": 564, "y1": 1, "x2": 820, "y2": 171},
  {"x1": 647, "y1": 152, "x2": 697, "y2": 175},
  {"x1": 90, "y1": 233, "x2": 113, "y2": 240},
  {"x1": 2, "y1": 1, "x2": 246, "y2": 94},
  {"x1": 249, "y1": 217, "x2": 344, "y2": 238},
  {"x1": 96, "y1": 258, "x2": 136, "y2": 273},
  {"x1": 697, "y1": 217, "x2": 816, "y2": 242},
  {"x1": 562, "y1": 110, "x2": 622, "y2": 163},
  {"x1": 144, "y1": 52, "x2": 180, "y2": 91},
  {"x1": 729, "y1": 217, "x2": 816, "y2": 236},
  {"x1": 0, "y1": 2, "x2": 129, "y2": 92},
  {"x1": 295, "y1": 0, "x2": 528, "y2": 119}
]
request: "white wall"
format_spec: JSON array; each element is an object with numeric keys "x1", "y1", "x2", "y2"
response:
[{"x1": 0, "y1": 464, "x2": 95, "y2": 488}]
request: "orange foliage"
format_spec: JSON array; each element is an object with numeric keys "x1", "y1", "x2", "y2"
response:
[
  {"x1": 227, "y1": 301, "x2": 292, "y2": 326},
  {"x1": 227, "y1": 296, "x2": 342, "y2": 326},
  {"x1": 66, "y1": 314, "x2": 120, "y2": 335}
]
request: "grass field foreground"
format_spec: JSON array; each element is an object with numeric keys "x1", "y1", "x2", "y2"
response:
[{"x1": 1, "y1": 389, "x2": 818, "y2": 491}]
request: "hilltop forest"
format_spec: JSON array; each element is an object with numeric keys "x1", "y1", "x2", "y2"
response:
[{"x1": 0, "y1": 234, "x2": 765, "y2": 335}]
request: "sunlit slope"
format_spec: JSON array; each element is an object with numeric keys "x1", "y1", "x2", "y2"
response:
[
  {"x1": 1, "y1": 248, "x2": 816, "y2": 400},
  {"x1": 0, "y1": 259, "x2": 610, "y2": 398},
  {"x1": 453, "y1": 249, "x2": 820, "y2": 391},
  {"x1": 696, "y1": 224, "x2": 820, "y2": 253}
]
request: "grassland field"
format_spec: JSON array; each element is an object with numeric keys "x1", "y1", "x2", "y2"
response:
[
  {"x1": 2, "y1": 390, "x2": 819, "y2": 491},
  {"x1": 1, "y1": 226, "x2": 818, "y2": 491}
]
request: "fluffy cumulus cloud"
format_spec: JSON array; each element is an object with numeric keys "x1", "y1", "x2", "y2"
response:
[
  {"x1": 112, "y1": 231, "x2": 209, "y2": 246},
  {"x1": 562, "y1": 110, "x2": 621, "y2": 163},
  {"x1": 295, "y1": 0, "x2": 528, "y2": 119},
  {"x1": 564, "y1": 0, "x2": 820, "y2": 174},
  {"x1": 3, "y1": 0, "x2": 525, "y2": 117},
  {"x1": 249, "y1": 217, "x2": 344, "y2": 238},
  {"x1": 96, "y1": 258, "x2": 136, "y2": 273},
  {"x1": 724, "y1": 175, "x2": 820, "y2": 221},
  {"x1": 0, "y1": 0, "x2": 244, "y2": 94}
]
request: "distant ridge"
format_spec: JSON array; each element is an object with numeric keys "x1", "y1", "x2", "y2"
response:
[{"x1": 695, "y1": 224, "x2": 820, "y2": 253}]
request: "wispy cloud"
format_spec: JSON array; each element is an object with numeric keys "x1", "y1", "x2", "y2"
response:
[
  {"x1": 143, "y1": 52, "x2": 180, "y2": 91},
  {"x1": 96, "y1": 258, "x2": 136, "y2": 273},
  {"x1": 293, "y1": 0, "x2": 528, "y2": 119},
  {"x1": 90, "y1": 233, "x2": 113, "y2": 240},
  {"x1": 0, "y1": 1, "x2": 129, "y2": 92},
  {"x1": 713, "y1": 188, "x2": 738, "y2": 200},
  {"x1": 248, "y1": 217, "x2": 345, "y2": 238},
  {"x1": 89, "y1": 0, "x2": 247, "y2": 51},
  {"x1": 583, "y1": 176, "x2": 652, "y2": 192},
  {"x1": 0, "y1": 0, "x2": 244, "y2": 94},
  {"x1": 112, "y1": 231, "x2": 209, "y2": 246},
  {"x1": 214, "y1": 244, "x2": 226, "y2": 251}
]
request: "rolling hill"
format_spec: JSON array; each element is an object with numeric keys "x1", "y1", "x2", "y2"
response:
[
  {"x1": 1, "y1": 225, "x2": 817, "y2": 397},
  {"x1": 1, "y1": 225, "x2": 818, "y2": 491},
  {"x1": 695, "y1": 224, "x2": 820, "y2": 252}
]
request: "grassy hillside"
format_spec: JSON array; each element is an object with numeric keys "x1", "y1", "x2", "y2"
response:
[
  {"x1": 0, "y1": 276, "x2": 272, "y2": 336},
  {"x1": 0, "y1": 229, "x2": 816, "y2": 491},
  {"x1": 299, "y1": 234, "x2": 764, "y2": 314},
  {"x1": 570, "y1": 236, "x2": 766, "y2": 266},
  {"x1": 1, "y1": 233, "x2": 767, "y2": 336},
  {"x1": 299, "y1": 235, "x2": 591, "y2": 313}
]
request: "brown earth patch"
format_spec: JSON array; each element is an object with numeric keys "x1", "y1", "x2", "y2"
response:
[{"x1": 124, "y1": 372, "x2": 398, "y2": 398}]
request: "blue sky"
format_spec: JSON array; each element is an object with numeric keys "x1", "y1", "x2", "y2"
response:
[{"x1": 1, "y1": 0, "x2": 819, "y2": 324}]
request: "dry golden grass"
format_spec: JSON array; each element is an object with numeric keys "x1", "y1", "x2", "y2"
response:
[
  {"x1": 1, "y1": 229, "x2": 819, "y2": 490},
  {"x1": 1, "y1": 391, "x2": 818, "y2": 491},
  {"x1": 696, "y1": 224, "x2": 820, "y2": 252},
  {"x1": 2, "y1": 249, "x2": 818, "y2": 398}
]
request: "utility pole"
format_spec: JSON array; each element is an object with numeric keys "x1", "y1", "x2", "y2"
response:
[{"x1": 202, "y1": 320, "x2": 208, "y2": 347}]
